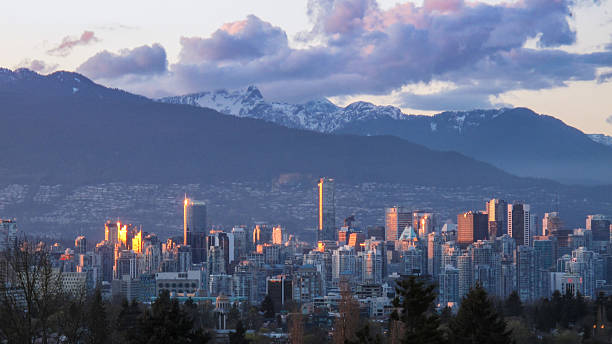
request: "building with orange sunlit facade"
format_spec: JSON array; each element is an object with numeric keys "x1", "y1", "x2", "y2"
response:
[
  {"x1": 272, "y1": 225, "x2": 283, "y2": 245},
  {"x1": 457, "y1": 211, "x2": 488, "y2": 247},
  {"x1": 385, "y1": 206, "x2": 412, "y2": 242},
  {"x1": 132, "y1": 230, "x2": 143, "y2": 254}
]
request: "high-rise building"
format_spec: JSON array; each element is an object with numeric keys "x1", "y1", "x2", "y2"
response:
[
  {"x1": 231, "y1": 226, "x2": 248, "y2": 260},
  {"x1": 95, "y1": 241, "x2": 114, "y2": 282},
  {"x1": 586, "y1": 215, "x2": 611, "y2": 242},
  {"x1": 272, "y1": 225, "x2": 283, "y2": 245},
  {"x1": 543, "y1": 212, "x2": 563, "y2": 236},
  {"x1": 385, "y1": 206, "x2": 412, "y2": 242},
  {"x1": 517, "y1": 246, "x2": 536, "y2": 302},
  {"x1": 508, "y1": 203, "x2": 531, "y2": 246},
  {"x1": 439, "y1": 265, "x2": 459, "y2": 307},
  {"x1": 114, "y1": 250, "x2": 138, "y2": 280},
  {"x1": 0, "y1": 219, "x2": 17, "y2": 252},
  {"x1": 332, "y1": 245, "x2": 356, "y2": 285},
  {"x1": 413, "y1": 211, "x2": 436, "y2": 238},
  {"x1": 184, "y1": 198, "x2": 207, "y2": 264},
  {"x1": 457, "y1": 211, "x2": 488, "y2": 246},
  {"x1": 104, "y1": 220, "x2": 119, "y2": 244},
  {"x1": 252, "y1": 223, "x2": 271, "y2": 246},
  {"x1": 233, "y1": 261, "x2": 256, "y2": 302},
  {"x1": 486, "y1": 199, "x2": 508, "y2": 238},
  {"x1": 74, "y1": 235, "x2": 87, "y2": 254},
  {"x1": 293, "y1": 265, "x2": 322, "y2": 304},
  {"x1": 266, "y1": 275, "x2": 292, "y2": 313},
  {"x1": 427, "y1": 232, "x2": 443, "y2": 279},
  {"x1": 457, "y1": 253, "x2": 473, "y2": 298},
  {"x1": 318, "y1": 177, "x2": 336, "y2": 242}
]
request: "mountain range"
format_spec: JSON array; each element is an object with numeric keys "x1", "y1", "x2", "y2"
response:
[
  {"x1": 0, "y1": 68, "x2": 527, "y2": 188},
  {"x1": 161, "y1": 87, "x2": 612, "y2": 185}
]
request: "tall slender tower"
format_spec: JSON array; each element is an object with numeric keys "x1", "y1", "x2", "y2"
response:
[
  {"x1": 318, "y1": 178, "x2": 336, "y2": 242},
  {"x1": 486, "y1": 199, "x2": 508, "y2": 238},
  {"x1": 508, "y1": 203, "x2": 531, "y2": 246},
  {"x1": 184, "y1": 197, "x2": 208, "y2": 264}
]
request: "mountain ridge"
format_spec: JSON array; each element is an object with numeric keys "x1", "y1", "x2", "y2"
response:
[
  {"x1": 0, "y1": 68, "x2": 534, "y2": 189},
  {"x1": 160, "y1": 86, "x2": 612, "y2": 185}
]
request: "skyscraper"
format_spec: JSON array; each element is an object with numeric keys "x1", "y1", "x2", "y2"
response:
[
  {"x1": 508, "y1": 203, "x2": 531, "y2": 246},
  {"x1": 385, "y1": 206, "x2": 412, "y2": 242},
  {"x1": 184, "y1": 197, "x2": 207, "y2": 264},
  {"x1": 318, "y1": 177, "x2": 336, "y2": 242},
  {"x1": 74, "y1": 235, "x2": 87, "y2": 254},
  {"x1": 543, "y1": 212, "x2": 563, "y2": 236},
  {"x1": 457, "y1": 211, "x2": 488, "y2": 247},
  {"x1": 486, "y1": 199, "x2": 508, "y2": 238},
  {"x1": 586, "y1": 215, "x2": 611, "y2": 242},
  {"x1": 104, "y1": 220, "x2": 119, "y2": 245}
]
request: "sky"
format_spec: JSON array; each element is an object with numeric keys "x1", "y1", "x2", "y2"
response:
[{"x1": 2, "y1": 0, "x2": 612, "y2": 135}]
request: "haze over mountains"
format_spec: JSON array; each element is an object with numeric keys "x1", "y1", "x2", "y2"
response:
[{"x1": 161, "y1": 87, "x2": 612, "y2": 185}]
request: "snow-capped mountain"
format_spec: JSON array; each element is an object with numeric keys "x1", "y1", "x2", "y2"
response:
[
  {"x1": 588, "y1": 134, "x2": 612, "y2": 147},
  {"x1": 159, "y1": 86, "x2": 407, "y2": 132},
  {"x1": 160, "y1": 86, "x2": 612, "y2": 185}
]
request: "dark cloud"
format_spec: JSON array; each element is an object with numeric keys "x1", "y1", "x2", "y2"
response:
[
  {"x1": 77, "y1": 44, "x2": 167, "y2": 79},
  {"x1": 607, "y1": 115, "x2": 612, "y2": 125},
  {"x1": 48, "y1": 31, "x2": 99, "y2": 57},
  {"x1": 81, "y1": 0, "x2": 612, "y2": 111},
  {"x1": 15, "y1": 59, "x2": 58, "y2": 74}
]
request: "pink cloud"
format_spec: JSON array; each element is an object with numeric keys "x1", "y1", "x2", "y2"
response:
[{"x1": 47, "y1": 31, "x2": 99, "y2": 57}]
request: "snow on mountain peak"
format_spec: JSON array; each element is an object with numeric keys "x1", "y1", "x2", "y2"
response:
[
  {"x1": 159, "y1": 86, "x2": 414, "y2": 132},
  {"x1": 159, "y1": 87, "x2": 514, "y2": 134}
]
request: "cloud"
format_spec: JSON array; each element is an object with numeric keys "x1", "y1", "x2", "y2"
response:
[
  {"x1": 179, "y1": 15, "x2": 288, "y2": 64},
  {"x1": 15, "y1": 59, "x2": 58, "y2": 74},
  {"x1": 48, "y1": 31, "x2": 99, "y2": 57},
  {"x1": 77, "y1": 44, "x2": 167, "y2": 79},
  {"x1": 607, "y1": 115, "x2": 612, "y2": 125},
  {"x1": 79, "y1": 0, "x2": 612, "y2": 111}
]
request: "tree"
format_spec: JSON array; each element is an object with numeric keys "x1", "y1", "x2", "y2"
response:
[
  {"x1": 261, "y1": 295, "x2": 275, "y2": 319},
  {"x1": 332, "y1": 282, "x2": 360, "y2": 344},
  {"x1": 504, "y1": 291, "x2": 523, "y2": 317},
  {"x1": 114, "y1": 299, "x2": 141, "y2": 343},
  {"x1": 391, "y1": 276, "x2": 446, "y2": 344},
  {"x1": 0, "y1": 240, "x2": 63, "y2": 344},
  {"x1": 85, "y1": 287, "x2": 109, "y2": 344},
  {"x1": 345, "y1": 323, "x2": 383, "y2": 344},
  {"x1": 228, "y1": 302, "x2": 242, "y2": 328},
  {"x1": 288, "y1": 309, "x2": 304, "y2": 344},
  {"x1": 133, "y1": 290, "x2": 210, "y2": 344},
  {"x1": 56, "y1": 290, "x2": 87, "y2": 344},
  {"x1": 449, "y1": 284, "x2": 512, "y2": 344},
  {"x1": 229, "y1": 320, "x2": 250, "y2": 344}
]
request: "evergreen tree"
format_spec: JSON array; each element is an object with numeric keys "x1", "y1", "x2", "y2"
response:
[
  {"x1": 133, "y1": 290, "x2": 210, "y2": 344},
  {"x1": 449, "y1": 284, "x2": 512, "y2": 344},
  {"x1": 228, "y1": 302, "x2": 242, "y2": 328},
  {"x1": 345, "y1": 323, "x2": 383, "y2": 344},
  {"x1": 261, "y1": 295, "x2": 275, "y2": 319},
  {"x1": 85, "y1": 288, "x2": 109, "y2": 344},
  {"x1": 504, "y1": 291, "x2": 523, "y2": 317},
  {"x1": 391, "y1": 276, "x2": 446, "y2": 344},
  {"x1": 115, "y1": 299, "x2": 141, "y2": 343},
  {"x1": 229, "y1": 320, "x2": 250, "y2": 344}
]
